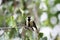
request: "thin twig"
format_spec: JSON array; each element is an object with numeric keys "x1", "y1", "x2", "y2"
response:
[
  {"x1": 32, "y1": 4, "x2": 40, "y2": 40},
  {"x1": 0, "y1": 24, "x2": 25, "y2": 30}
]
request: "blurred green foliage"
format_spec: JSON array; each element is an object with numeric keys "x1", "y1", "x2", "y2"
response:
[{"x1": 0, "y1": 0, "x2": 60, "y2": 40}]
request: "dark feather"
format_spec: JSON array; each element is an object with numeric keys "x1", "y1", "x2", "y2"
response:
[{"x1": 33, "y1": 21, "x2": 37, "y2": 30}]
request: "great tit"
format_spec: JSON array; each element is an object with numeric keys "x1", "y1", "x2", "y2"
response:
[{"x1": 25, "y1": 16, "x2": 37, "y2": 31}]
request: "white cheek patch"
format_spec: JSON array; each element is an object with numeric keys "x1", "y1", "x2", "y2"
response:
[
  {"x1": 26, "y1": 21, "x2": 28, "y2": 26},
  {"x1": 31, "y1": 17, "x2": 34, "y2": 21},
  {"x1": 30, "y1": 19, "x2": 33, "y2": 22}
]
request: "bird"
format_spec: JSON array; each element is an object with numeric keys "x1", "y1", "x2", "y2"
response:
[{"x1": 25, "y1": 16, "x2": 37, "y2": 31}]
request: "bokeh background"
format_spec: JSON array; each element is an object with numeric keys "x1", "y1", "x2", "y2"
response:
[{"x1": 0, "y1": 0, "x2": 60, "y2": 40}]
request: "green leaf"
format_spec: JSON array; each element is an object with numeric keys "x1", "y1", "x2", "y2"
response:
[
  {"x1": 16, "y1": 9, "x2": 21, "y2": 14},
  {"x1": 38, "y1": 33, "x2": 43, "y2": 38},
  {"x1": 0, "y1": 16, "x2": 4, "y2": 27},
  {"x1": 25, "y1": 29, "x2": 33, "y2": 40},
  {"x1": 48, "y1": 13, "x2": 55, "y2": 27},
  {"x1": 36, "y1": 0, "x2": 40, "y2": 8},
  {"x1": 42, "y1": 37, "x2": 47, "y2": 40},
  {"x1": 9, "y1": 28, "x2": 17, "y2": 39},
  {"x1": 54, "y1": 0, "x2": 60, "y2": 5},
  {"x1": 6, "y1": 16, "x2": 16, "y2": 27},
  {"x1": 9, "y1": 6, "x2": 14, "y2": 13},
  {"x1": 24, "y1": 35, "x2": 30, "y2": 40},
  {"x1": 2, "y1": 7, "x2": 6, "y2": 11},
  {"x1": 41, "y1": 20, "x2": 49, "y2": 26}
]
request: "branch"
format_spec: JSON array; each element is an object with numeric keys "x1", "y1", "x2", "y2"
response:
[
  {"x1": 32, "y1": 4, "x2": 40, "y2": 40},
  {"x1": 32, "y1": 4, "x2": 40, "y2": 30},
  {"x1": 0, "y1": 24, "x2": 25, "y2": 30}
]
